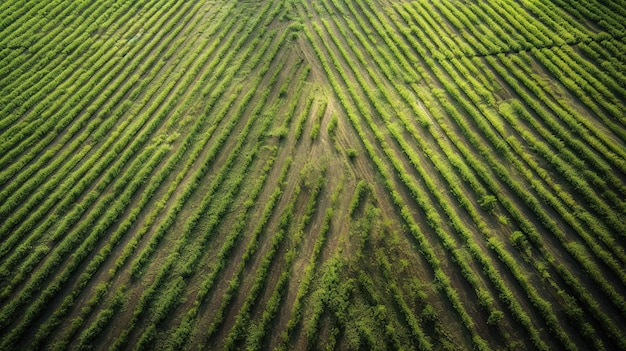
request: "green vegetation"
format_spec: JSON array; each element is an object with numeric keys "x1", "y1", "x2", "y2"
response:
[{"x1": 0, "y1": 0, "x2": 624, "y2": 349}]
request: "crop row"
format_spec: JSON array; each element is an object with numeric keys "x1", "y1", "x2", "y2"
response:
[
  {"x1": 316, "y1": 0, "x2": 624, "y2": 350},
  {"x1": 320, "y1": 0, "x2": 531, "y2": 346},
  {"x1": 327, "y1": 9, "x2": 558, "y2": 349},
  {"x1": 420, "y1": 7, "x2": 619, "y2": 338},
  {"x1": 0, "y1": 0, "x2": 153, "y2": 130},
  {"x1": 163, "y1": 39, "x2": 311, "y2": 351},
  {"x1": 332, "y1": 3, "x2": 559, "y2": 345},
  {"x1": 303, "y1": 10, "x2": 497, "y2": 348},
  {"x1": 386, "y1": 2, "x2": 624, "y2": 346},
  {"x1": 0, "y1": 0, "x2": 251, "y2": 346},
  {"x1": 0, "y1": 0, "x2": 222, "y2": 251},
  {"x1": 0, "y1": 0, "x2": 202, "y2": 296},
  {"x1": 0, "y1": 0, "x2": 199, "y2": 226},
  {"x1": 0, "y1": 0, "x2": 223, "y2": 287},
  {"x1": 110, "y1": 9, "x2": 292, "y2": 348}
]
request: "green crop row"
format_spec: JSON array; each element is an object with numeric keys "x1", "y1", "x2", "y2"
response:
[
  {"x1": 111, "y1": 9, "x2": 286, "y2": 350},
  {"x1": 411, "y1": 37, "x2": 625, "y2": 349},
  {"x1": 441, "y1": 52, "x2": 626, "y2": 266},
  {"x1": 412, "y1": 2, "x2": 478, "y2": 56},
  {"x1": 497, "y1": 103, "x2": 626, "y2": 264},
  {"x1": 411, "y1": 2, "x2": 474, "y2": 57},
  {"x1": 561, "y1": 45, "x2": 626, "y2": 99},
  {"x1": 360, "y1": 2, "x2": 620, "y2": 350},
  {"x1": 125, "y1": 4, "x2": 273, "y2": 278},
  {"x1": 0, "y1": 0, "x2": 212, "y2": 280},
  {"x1": 74, "y1": 288, "x2": 126, "y2": 351},
  {"x1": 532, "y1": 48, "x2": 626, "y2": 138},
  {"x1": 579, "y1": 41, "x2": 626, "y2": 85},
  {"x1": 320, "y1": 4, "x2": 551, "y2": 347},
  {"x1": 275, "y1": 63, "x2": 311, "y2": 141},
  {"x1": 176, "y1": 64, "x2": 290, "y2": 277},
  {"x1": 493, "y1": 57, "x2": 623, "y2": 213},
  {"x1": 244, "y1": 169, "x2": 326, "y2": 351},
  {"x1": 438, "y1": 51, "x2": 625, "y2": 338},
  {"x1": 276, "y1": 173, "x2": 339, "y2": 351},
  {"x1": 165, "y1": 148, "x2": 279, "y2": 351},
  {"x1": 222, "y1": 180, "x2": 302, "y2": 350},
  {"x1": 0, "y1": 1, "x2": 240, "y2": 345},
  {"x1": 377, "y1": 253, "x2": 433, "y2": 350},
  {"x1": 202, "y1": 156, "x2": 293, "y2": 345},
  {"x1": 488, "y1": 56, "x2": 626, "y2": 198},
  {"x1": 505, "y1": 53, "x2": 626, "y2": 171},
  {"x1": 0, "y1": 0, "x2": 110, "y2": 95},
  {"x1": 0, "y1": 0, "x2": 191, "y2": 220},
  {"x1": 305, "y1": 15, "x2": 491, "y2": 349},
  {"x1": 308, "y1": 101, "x2": 326, "y2": 140},
  {"x1": 552, "y1": 0, "x2": 625, "y2": 36},
  {"x1": 0, "y1": 0, "x2": 151, "y2": 129},
  {"x1": 386, "y1": 0, "x2": 624, "y2": 346},
  {"x1": 0, "y1": 142, "x2": 171, "y2": 349},
  {"x1": 167, "y1": 32, "x2": 305, "y2": 345},
  {"x1": 125, "y1": 13, "x2": 290, "y2": 347},
  {"x1": 357, "y1": 269, "x2": 408, "y2": 349},
  {"x1": 294, "y1": 95, "x2": 315, "y2": 142}
]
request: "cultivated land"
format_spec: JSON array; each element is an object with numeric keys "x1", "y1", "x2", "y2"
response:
[{"x1": 1, "y1": 0, "x2": 625, "y2": 349}]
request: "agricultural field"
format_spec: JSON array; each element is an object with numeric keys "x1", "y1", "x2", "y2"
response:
[{"x1": 0, "y1": 0, "x2": 625, "y2": 349}]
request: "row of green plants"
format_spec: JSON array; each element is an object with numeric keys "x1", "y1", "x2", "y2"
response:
[
  {"x1": 579, "y1": 40, "x2": 626, "y2": 87},
  {"x1": 0, "y1": 0, "x2": 241, "y2": 346},
  {"x1": 0, "y1": 0, "x2": 194, "y2": 227},
  {"x1": 432, "y1": 41, "x2": 620, "y2": 349},
  {"x1": 498, "y1": 53, "x2": 626, "y2": 168},
  {"x1": 372, "y1": 1, "x2": 620, "y2": 348},
  {"x1": 201, "y1": 156, "x2": 294, "y2": 345},
  {"x1": 561, "y1": 44, "x2": 626, "y2": 100},
  {"x1": 532, "y1": 48, "x2": 626, "y2": 138},
  {"x1": 409, "y1": 2, "x2": 476, "y2": 58},
  {"x1": 161, "y1": 40, "x2": 309, "y2": 350},
  {"x1": 438, "y1": 47, "x2": 626, "y2": 270},
  {"x1": 431, "y1": 1, "x2": 513, "y2": 56},
  {"x1": 0, "y1": 0, "x2": 152, "y2": 129},
  {"x1": 398, "y1": 2, "x2": 620, "y2": 344},
  {"x1": 133, "y1": 103, "x2": 271, "y2": 350},
  {"x1": 243, "y1": 168, "x2": 327, "y2": 351},
  {"x1": 165, "y1": 149, "x2": 278, "y2": 351},
  {"x1": 6, "y1": 0, "x2": 231, "y2": 241},
  {"x1": 358, "y1": 262, "x2": 413, "y2": 348},
  {"x1": 342, "y1": 8, "x2": 560, "y2": 347},
  {"x1": 490, "y1": 54, "x2": 626, "y2": 200},
  {"x1": 376, "y1": 252, "x2": 433, "y2": 350},
  {"x1": 434, "y1": 0, "x2": 624, "y2": 165},
  {"x1": 348, "y1": 1, "x2": 620, "y2": 350},
  {"x1": 304, "y1": 14, "x2": 491, "y2": 350},
  {"x1": 221, "y1": 174, "x2": 304, "y2": 350},
  {"x1": 133, "y1": 36, "x2": 295, "y2": 347},
  {"x1": 333, "y1": 2, "x2": 535, "y2": 346},
  {"x1": 294, "y1": 96, "x2": 315, "y2": 141},
  {"x1": 496, "y1": 102, "x2": 626, "y2": 265},
  {"x1": 127, "y1": 22, "x2": 268, "y2": 279},
  {"x1": 494, "y1": 54, "x2": 626, "y2": 240},
  {"x1": 114, "y1": 11, "x2": 291, "y2": 348},
  {"x1": 0, "y1": 140, "x2": 172, "y2": 349},
  {"x1": 0, "y1": 0, "x2": 62, "y2": 32},
  {"x1": 108, "y1": 6, "x2": 287, "y2": 349},
  {"x1": 552, "y1": 0, "x2": 625, "y2": 37},
  {"x1": 272, "y1": 62, "x2": 310, "y2": 142},
  {"x1": 275, "y1": 168, "x2": 340, "y2": 351},
  {"x1": 0, "y1": 0, "x2": 216, "y2": 287},
  {"x1": 320, "y1": 4, "x2": 557, "y2": 348},
  {"x1": 0, "y1": 0, "x2": 111, "y2": 96}
]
